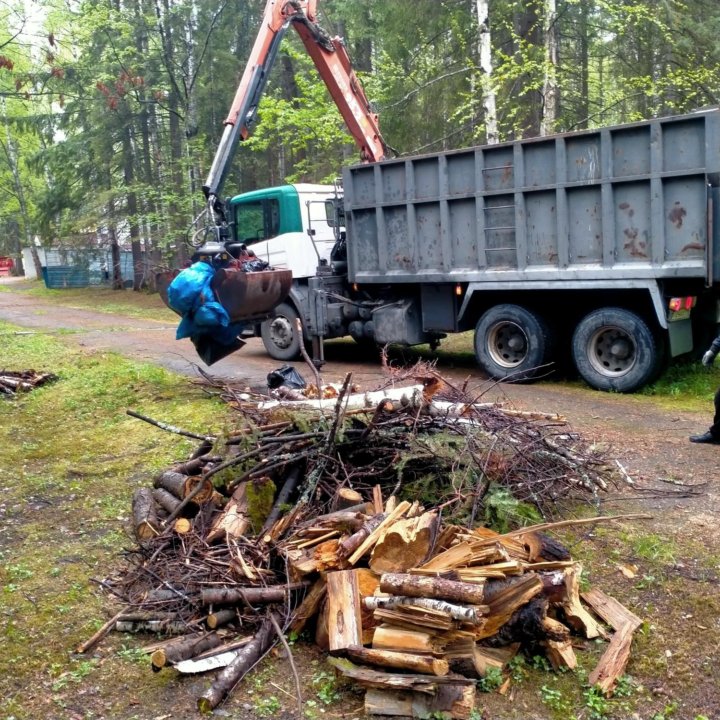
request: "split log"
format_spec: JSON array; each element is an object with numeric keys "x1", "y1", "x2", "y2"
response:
[
  {"x1": 364, "y1": 685, "x2": 476, "y2": 719},
  {"x1": 328, "y1": 656, "x2": 472, "y2": 691},
  {"x1": 327, "y1": 570, "x2": 363, "y2": 652},
  {"x1": 348, "y1": 501, "x2": 412, "y2": 564},
  {"x1": 151, "y1": 632, "x2": 224, "y2": 669},
  {"x1": 364, "y1": 596, "x2": 483, "y2": 625},
  {"x1": 372, "y1": 625, "x2": 444, "y2": 654},
  {"x1": 289, "y1": 577, "x2": 327, "y2": 636},
  {"x1": 200, "y1": 583, "x2": 307, "y2": 607},
  {"x1": 581, "y1": 588, "x2": 642, "y2": 631},
  {"x1": 132, "y1": 488, "x2": 161, "y2": 540},
  {"x1": 344, "y1": 644, "x2": 449, "y2": 676},
  {"x1": 588, "y1": 622, "x2": 637, "y2": 695},
  {"x1": 315, "y1": 599, "x2": 329, "y2": 651},
  {"x1": 369, "y1": 512, "x2": 439, "y2": 574},
  {"x1": 206, "y1": 481, "x2": 249, "y2": 544},
  {"x1": 197, "y1": 617, "x2": 276, "y2": 712},
  {"x1": 379, "y1": 573, "x2": 486, "y2": 605},
  {"x1": 356, "y1": 568, "x2": 380, "y2": 643},
  {"x1": 544, "y1": 638, "x2": 578, "y2": 670},
  {"x1": 446, "y1": 642, "x2": 520, "y2": 678},
  {"x1": 373, "y1": 606, "x2": 454, "y2": 633},
  {"x1": 558, "y1": 565, "x2": 607, "y2": 639}
]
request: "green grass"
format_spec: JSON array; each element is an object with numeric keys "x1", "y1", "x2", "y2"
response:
[{"x1": 0, "y1": 319, "x2": 234, "y2": 718}]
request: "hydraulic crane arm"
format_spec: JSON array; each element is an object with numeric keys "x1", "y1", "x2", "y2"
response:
[{"x1": 203, "y1": 0, "x2": 387, "y2": 224}]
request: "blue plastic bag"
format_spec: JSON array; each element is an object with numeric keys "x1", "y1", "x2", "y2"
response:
[{"x1": 168, "y1": 262, "x2": 241, "y2": 343}]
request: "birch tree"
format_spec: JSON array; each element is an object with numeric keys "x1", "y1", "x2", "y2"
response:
[{"x1": 476, "y1": 0, "x2": 498, "y2": 144}]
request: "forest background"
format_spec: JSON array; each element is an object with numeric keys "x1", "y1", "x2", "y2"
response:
[{"x1": 1, "y1": 0, "x2": 720, "y2": 287}]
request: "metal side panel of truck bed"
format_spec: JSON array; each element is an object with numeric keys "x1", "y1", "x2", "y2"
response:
[{"x1": 343, "y1": 109, "x2": 720, "y2": 285}]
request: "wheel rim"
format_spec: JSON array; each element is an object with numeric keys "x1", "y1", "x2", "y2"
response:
[
  {"x1": 269, "y1": 316, "x2": 294, "y2": 350},
  {"x1": 487, "y1": 321, "x2": 528, "y2": 368},
  {"x1": 587, "y1": 326, "x2": 636, "y2": 377}
]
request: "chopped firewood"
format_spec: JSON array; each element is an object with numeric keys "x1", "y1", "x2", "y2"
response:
[
  {"x1": 558, "y1": 565, "x2": 607, "y2": 639},
  {"x1": 327, "y1": 570, "x2": 363, "y2": 651},
  {"x1": 315, "y1": 599, "x2": 330, "y2": 651},
  {"x1": 206, "y1": 481, "x2": 249, "y2": 543},
  {"x1": 343, "y1": 644, "x2": 449, "y2": 676},
  {"x1": 373, "y1": 485, "x2": 384, "y2": 514},
  {"x1": 379, "y1": 573, "x2": 486, "y2": 605},
  {"x1": 372, "y1": 625, "x2": 445, "y2": 654},
  {"x1": 173, "y1": 518, "x2": 192, "y2": 534},
  {"x1": 328, "y1": 656, "x2": 473, "y2": 692},
  {"x1": 348, "y1": 501, "x2": 412, "y2": 564},
  {"x1": 364, "y1": 596, "x2": 484, "y2": 625},
  {"x1": 338, "y1": 513, "x2": 386, "y2": 559},
  {"x1": 478, "y1": 574, "x2": 544, "y2": 638},
  {"x1": 153, "y1": 470, "x2": 187, "y2": 499},
  {"x1": 132, "y1": 488, "x2": 161, "y2": 540},
  {"x1": 544, "y1": 638, "x2": 578, "y2": 670},
  {"x1": 581, "y1": 588, "x2": 642, "y2": 631},
  {"x1": 369, "y1": 512, "x2": 439, "y2": 574},
  {"x1": 445, "y1": 641, "x2": 519, "y2": 679},
  {"x1": 588, "y1": 622, "x2": 637, "y2": 695},
  {"x1": 356, "y1": 568, "x2": 381, "y2": 643}
]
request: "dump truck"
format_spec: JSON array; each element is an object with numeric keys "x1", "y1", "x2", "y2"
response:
[{"x1": 167, "y1": 0, "x2": 720, "y2": 392}]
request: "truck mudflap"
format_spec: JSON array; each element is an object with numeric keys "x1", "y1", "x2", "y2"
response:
[{"x1": 156, "y1": 267, "x2": 292, "y2": 364}]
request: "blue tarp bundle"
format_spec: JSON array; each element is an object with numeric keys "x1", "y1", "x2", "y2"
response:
[{"x1": 167, "y1": 262, "x2": 244, "y2": 345}]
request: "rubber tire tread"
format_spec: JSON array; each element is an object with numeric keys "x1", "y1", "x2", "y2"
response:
[{"x1": 260, "y1": 302, "x2": 302, "y2": 361}]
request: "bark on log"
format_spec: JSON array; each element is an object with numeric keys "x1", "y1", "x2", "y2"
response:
[
  {"x1": 364, "y1": 596, "x2": 483, "y2": 625},
  {"x1": 369, "y1": 512, "x2": 439, "y2": 574},
  {"x1": 259, "y1": 466, "x2": 302, "y2": 537},
  {"x1": 200, "y1": 583, "x2": 307, "y2": 607},
  {"x1": 338, "y1": 513, "x2": 386, "y2": 558},
  {"x1": 132, "y1": 488, "x2": 161, "y2": 540},
  {"x1": 151, "y1": 632, "x2": 224, "y2": 669},
  {"x1": 379, "y1": 573, "x2": 486, "y2": 605},
  {"x1": 327, "y1": 570, "x2": 363, "y2": 652},
  {"x1": 153, "y1": 470, "x2": 187, "y2": 499},
  {"x1": 207, "y1": 609, "x2": 238, "y2": 630},
  {"x1": 197, "y1": 618, "x2": 276, "y2": 712},
  {"x1": 344, "y1": 644, "x2": 449, "y2": 676}
]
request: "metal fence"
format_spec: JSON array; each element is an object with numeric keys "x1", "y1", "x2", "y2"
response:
[{"x1": 42, "y1": 249, "x2": 141, "y2": 289}]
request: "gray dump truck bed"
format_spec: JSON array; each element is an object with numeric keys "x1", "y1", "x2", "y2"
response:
[{"x1": 344, "y1": 109, "x2": 720, "y2": 285}]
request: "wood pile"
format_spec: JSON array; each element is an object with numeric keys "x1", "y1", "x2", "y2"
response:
[
  {"x1": 0, "y1": 369, "x2": 57, "y2": 396},
  {"x1": 85, "y1": 373, "x2": 642, "y2": 716}
]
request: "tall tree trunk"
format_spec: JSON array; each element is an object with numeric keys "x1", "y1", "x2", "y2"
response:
[
  {"x1": 476, "y1": 0, "x2": 498, "y2": 144},
  {"x1": 577, "y1": 0, "x2": 589, "y2": 129},
  {"x1": 541, "y1": 0, "x2": 559, "y2": 136},
  {"x1": 122, "y1": 124, "x2": 145, "y2": 291}
]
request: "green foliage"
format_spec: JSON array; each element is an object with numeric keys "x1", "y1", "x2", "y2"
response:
[
  {"x1": 540, "y1": 684, "x2": 572, "y2": 714},
  {"x1": 583, "y1": 686, "x2": 611, "y2": 719},
  {"x1": 254, "y1": 695, "x2": 281, "y2": 717},
  {"x1": 477, "y1": 666, "x2": 504, "y2": 692},
  {"x1": 483, "y1": 484, "x2": 543, "y2": 533},
  {"x1": 312, "y1": 669, "x2": 341, "y2": 705}
]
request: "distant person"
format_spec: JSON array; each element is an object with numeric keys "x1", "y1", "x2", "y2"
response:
[
  {"x1": 101, "y1": 262, "x2": 110, "y2": 282},
  {"x1": 689, "y1": 333, "x2": 720, "y2": 444}
]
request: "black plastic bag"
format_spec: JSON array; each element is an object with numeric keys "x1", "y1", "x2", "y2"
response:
[{"x1": 267, "y1": 365, "x2": 307, "y2": 390}]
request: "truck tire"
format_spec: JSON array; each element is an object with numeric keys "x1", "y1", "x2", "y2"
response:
[
  {"x1": 261, "y1": 302, "x2": 302, "y2": 361},
  {"x1": 571, "y1": 307, "x2": 659, "y2": 392},
  {"x1": 474, "y1": 304, "x2": 553, "y2": 382}
]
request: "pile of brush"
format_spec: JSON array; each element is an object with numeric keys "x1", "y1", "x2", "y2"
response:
[{"x1": 83, "y1": 372, "x2": 642, "y2": 716}]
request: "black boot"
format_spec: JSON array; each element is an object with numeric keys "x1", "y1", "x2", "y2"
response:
[{"x1": 689, "y1": 431, "x2": 720, "y2": 444}]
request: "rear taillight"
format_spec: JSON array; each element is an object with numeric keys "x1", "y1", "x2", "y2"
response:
[{"x1": 668, "y1": 296, "x2": 696, "y2": 312}]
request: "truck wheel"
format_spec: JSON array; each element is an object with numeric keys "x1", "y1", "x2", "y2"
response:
[
  {"x1": 261, "y1": 302, "x2": 302, "y2": 361},
  {"x1": 474, "y1": 304, "x2": 553, "y2": 382},
  {"x1": 571, "y1": 307, "x2": 659, "y2": 392}
]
